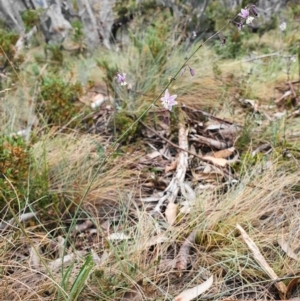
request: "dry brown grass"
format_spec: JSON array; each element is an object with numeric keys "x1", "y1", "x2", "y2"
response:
[
  {"x1": 31, "y1": 131, "x2": 145, "y2": 218},
  {"x1": 86, "y1": 163, "x2": 300, "y2": 300},
  {"x1": 2, "y1": 157, "x2": 300, "y2": 300}
]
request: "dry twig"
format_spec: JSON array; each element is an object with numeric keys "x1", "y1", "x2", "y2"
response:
[
  {"x1": 140, "y1": 121, "x2": 227, "y2": 166},
  {"x1": 237, "y1": 224, "x2": 287, "y2": 298},
  {"x1": 152, "y1": 120, "x2": 189, "y2": 213},
  {"x1": 175, "y1": 230, "x2": 197, "y2": 272}
]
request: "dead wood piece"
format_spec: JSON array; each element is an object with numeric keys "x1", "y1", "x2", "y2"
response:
[
  {"x1": 0, "y1": 212, "x2": 37, "y2": 230},
  {"x1": 140, "y1": 195, "x2": 163, "y2": 202},
  {"x1": 140, "y1": 121, "x2": 228, "y2": 167},
  {"x1": 275, "y1": 90, "x2": 292, "y2": 104},
  {"x1": 152, "y1": 120, "x2": 189, "y2": 213},
  {"x1": 181, "y1": 105, "x2": 234, "y2": 125},
  {"x1": 75, "y1": 219, "x2": 94, "y2": 233},
  {"x1": 252, "y1": 143, "x2": 271, "y2": 156},
  {"x1": 288, "y1": 109, "x2": 300, "y2": 118},
  {"x1": 175, "y1": 230, "x2": 197, "y2": 273},
  {"x1": 219, "y1": 124, "x2": 241, "y2": 142},
  {"x1": 237, "y1": 224, "x2": 287, "y2": 298},
  {"x1": 48, "y1": 251, "x2": 87, "y2": 270},
  {"x1": 140, "y1": 120, "x2": 200, "y2": 160},
  {"x1": 190, "y1": 134, "x2": 229, "y2": 150},
  {"x1": 288, "y1": 82, "x2": 297, "y2": 98}
]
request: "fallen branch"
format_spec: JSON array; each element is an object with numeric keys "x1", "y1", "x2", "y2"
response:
[
  {"x1": 275, "y1": 90, "x2": 292, "y2": 104},
  {"x1": 237, "y1": 224, "x2": 287, "y2": 298},
  {"x1": 288, "y1": 81, "x2": 297, "y2": 98},
  {"x1": 175, "y1": 230, "x2": 197, "y2": 273},
  {"x1": 48, "y1": 251, "x2": 87, "y2": 270},
  {"x1": 140, "y1": 121, "x2": 227, "y2": 166},
  {"x1": 151, "y1": 120, "x2": 189, "y2": 213},
  {"x1": 190, "y1": 134, "x2": 230, "y2": 150},
  {"x1": 181, "y1": 105, "x2": 235, "y2": 125},
  {"x1": 0, "y1": 212, "x2": 37, "y2": 230},
  {"x1": 75, "y1": 219, "x2": 94, "y2": 232}
]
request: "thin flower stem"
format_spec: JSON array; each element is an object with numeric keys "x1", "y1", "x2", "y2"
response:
[{"x1": 113, "y1": 83, "x2": 117, "y2": 139}]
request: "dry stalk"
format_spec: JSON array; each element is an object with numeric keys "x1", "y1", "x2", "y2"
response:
[{"x1": 236, "y1": 224, "x2": 287, "y2": 298}]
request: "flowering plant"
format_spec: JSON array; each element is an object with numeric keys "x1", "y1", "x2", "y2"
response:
[{"x1": 113, "y1": 4, "x2": 259, "y2": 136}]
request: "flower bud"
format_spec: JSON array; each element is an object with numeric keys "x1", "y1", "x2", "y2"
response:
[
  {"x1": 189, "y1": 67, "x2": 195, "y2": 76},
  {"x1": 250, "y1": 5, "x2": 258, "y2": 17}
]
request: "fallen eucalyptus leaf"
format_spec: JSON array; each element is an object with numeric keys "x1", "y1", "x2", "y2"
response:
[
  {"x1": 174, "y1": 275, "x2": 213, "y2": 301},
  {"x1": 165, "y1": 202, "x2": 178, "y2": 225},
  {"x1": 278, "y1": 238, "x2": 298, "y2": 260}
]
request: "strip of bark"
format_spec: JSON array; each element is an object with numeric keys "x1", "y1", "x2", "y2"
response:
[{"x1": 175, "y1": 230, "x2": 197, "y2": 273}]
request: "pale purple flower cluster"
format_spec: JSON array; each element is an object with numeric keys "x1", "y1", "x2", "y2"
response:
[
  {"x1": 234, "y1": 5, "x2": 258, "y2": 31},
  {"x1": 160, "y1": 89, "x2": 177, "y2": 111},
  {"x1": 116, "y1": 73, "x2": 127, "y2": 86},
  {"x1": 114, "y1": 5, "x2": 260, "y2": 114},
  {"x1": 217, "y1": 5, "x2": 258, "y2": 46}
]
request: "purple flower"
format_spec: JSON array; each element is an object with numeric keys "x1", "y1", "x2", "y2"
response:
[
  {"x1": 189, "y1": 66, "x2": 195, "y2": 76},
  {"x1": 250, "y1": 5, "x2": 258, "y2": 17},
  {"x1": 160, "y1": 89, "x2": 177, "y2": 111},
  {"x1": 116, "y1": 73, "x2": 127, "y2": 86},
  {"x1": 238, "y1": 8, "x2": 249, "y2": 19}
]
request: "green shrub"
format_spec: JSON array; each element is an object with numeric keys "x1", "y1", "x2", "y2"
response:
[
  {"x1": 44, "y1": 44, "x2": 64, "y2": 65},
  {"x1": 0, "y1": 135, "x2": 49, "y2": 218},
  {"x1": 0, "y1": 29, "x2": 23, "y2": 74},
  {"x1": 39, "y1": 75, "x2": 83, "y2": 127},
  {"x1": 71, "y1": 20, "x2": 84, "y2": 44},
  {"x1": 0, "y1": 136, "x2": 30, "y2": 211},
  {"x1": 21, "y1": 9, "x2": 41, "y2": 31}
]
